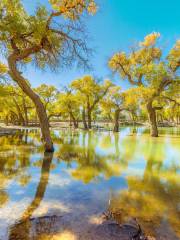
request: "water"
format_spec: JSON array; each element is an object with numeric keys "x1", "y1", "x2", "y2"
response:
[{"x1": 0, "y1": 127, "x2": 179, "y2": 239}]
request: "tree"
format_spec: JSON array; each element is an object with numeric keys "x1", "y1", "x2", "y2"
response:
[
  {"x1": 56, "y1": 90, "x2": 81, "y2": 128},
  {"x1": 122, "y1": 88, "x2": 140, "y2": 125},
  {"x1": 0, "y1": 0, "x2": 97, "y2": 152},
  {"x1": 34, "y1": 84, "x2": 60, "y2": 122},
  {"x1": 160, "y1": 83, "x2": 180, "y2": 125},
  {"x1": 35, "y1": 84, "x2": 57, "y2": 110},
  {"x1": 109, "y1": 33, "x2": 180, "y2": 137},
  {"x1": 71, "y1": 75, "x2": 114, "y2": 129},
  {"x1": 100, "y1": 86, "x2": 127, "y2": 132},
  {"x1": 0, "y1": 84, "x2": 34, "y2": 126}
]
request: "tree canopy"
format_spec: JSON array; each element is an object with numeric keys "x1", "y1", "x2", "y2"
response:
[{"x1": 109, "y1": 32, "x2": 180, "y2": 136}]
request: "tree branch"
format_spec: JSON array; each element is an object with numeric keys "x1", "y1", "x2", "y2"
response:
[{"x1": 162, "y1": 95, "x2": 180, "y2": 107}]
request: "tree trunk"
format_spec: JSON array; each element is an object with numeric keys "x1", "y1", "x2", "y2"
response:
[
  {"x1": 130, "y1": 111, "x2": 136, "y2": 128},
  {"x1": 69, "y1": 114, "x2": 72, "y2": 127},
  {"x1": 82, "y1": 107, "x2": 88, "y2": 129},
  {"x1": 113, "y1": 109, "x2": 120, "y2": 132},
  {"x1": 87, "y1": 109, "x2": 92, "y2": 129},
  {"x1": 5, "y1": 115, "x2": 9, "y2": 126},
  {"x1": 13, "y1": 98, "x2": 25, "y2": 126},
  {"x1": 177, "y1": 114, "x2": 179, "y2": 125},
  {"x1": 147, "y1": 101, "x2": 158, "y2": 137},
  {"x1": 70, "y1": 111, "x2": 78, "y2": 129},
  {"x1": 8, "y1": 55, "x2": 54, "y2": 152},
  {"x1": 22, "y1": 98, "x2": 29, "y2": 126},
  {"x1": 24, "y1": 107, "x2": 28, "y2": 126},
  {"x1": 10, "y1": 110, "x2": 18, "y2": 125}
]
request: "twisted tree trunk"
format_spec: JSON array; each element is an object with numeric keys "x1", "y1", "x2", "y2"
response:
[
  {"x1": 145, "y1": 78, "x2": 173, "y2": 137},
  {"x1": 8, "y1": 55, "x2": 54, "y2": 152}
]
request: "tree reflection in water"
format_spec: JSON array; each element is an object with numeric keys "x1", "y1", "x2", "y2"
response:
[
  {"x1": 109, "y1": 141, "x2": 180, "y2": 239},
  {"x1": 8, "y1": 152, "x2": 53, "y2": 240},
  {"x1": 0, "y1": 128, "x2": 179, "y2": 239},
  {"x1": 0, "y1": 130, "x2": 38, "y2": 207},
  {"x1": 57, "y1": 131, "x2": 128, "y2": 183}
]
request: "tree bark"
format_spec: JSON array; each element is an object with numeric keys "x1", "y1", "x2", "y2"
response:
[
  {"x1": 146, "y1": 101, "x2": 158, "y2": 137},
  {"x1": 8, "y1": 55, "x2": 54, "y2": 152},
  {"x1": 113, "y1": 109, "x2": 120, "y2": 132}
]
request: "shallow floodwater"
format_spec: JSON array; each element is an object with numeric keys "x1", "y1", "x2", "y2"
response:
[{"x1": 0, "y1": 127, "x2": 180, "y2": 239}]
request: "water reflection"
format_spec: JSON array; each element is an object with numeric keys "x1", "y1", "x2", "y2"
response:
[
  {"x1": 0, "y1": 131, "x2": 37, "y2": 208},
  {"x1": 110, "y1": 175, "x2": 180, "y2": 237},
  {"x1": 0, "y1": 127, "x2": 179, "y2": 239},
  {"x1": 9, "y1": 152, "x2": 53, "y2": 240},
  {"x1": 109, "y1": 140, "x2": 180, "y2": 238},
  {"x1": 57, "y1": 131, "x2": 128, "y2": 183}
]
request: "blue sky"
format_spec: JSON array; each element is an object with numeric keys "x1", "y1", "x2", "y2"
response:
[{"x1": 22, "y1": 0, "x2": 180, "y2": 89}]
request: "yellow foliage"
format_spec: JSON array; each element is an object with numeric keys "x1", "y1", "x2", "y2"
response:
[
  {"x1": 71, "y1": 75, "x2": 102, "y2": 96},
  {"x1": 49, "y1": 0, "x2": 97, "y2": 19},
  {"x1": 140, "y1": 32, "x2": 160, "y2": 47},
  {"x1": 0, "y1": 63, "x2": 8, "y2": 75},
  {"x1": 109, "y1": 52, "x2": 128, "y2": 70},
  {"x1": 108, "y1": 86, "x2": 121, "y2": 95},
  {"x1": 123, "y1": 86, "x2": 156, "y2": 107},
  {"x1": 168, "y1": 39, "x2": 180, "y2": 71},
  {"x1": 87, "y1": 1, "x2": 97, "y2": 14}
]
